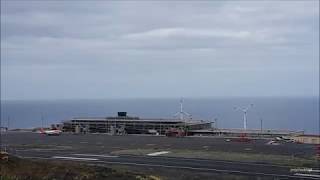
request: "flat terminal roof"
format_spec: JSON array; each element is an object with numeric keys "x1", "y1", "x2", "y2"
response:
[{"x1": 63, "y1": 117, "x2": 209, "y2": 125}]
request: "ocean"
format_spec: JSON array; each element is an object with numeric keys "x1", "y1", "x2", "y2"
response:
[{"x1": 1, "y1": 97, "x2": 319, "y2": 134}]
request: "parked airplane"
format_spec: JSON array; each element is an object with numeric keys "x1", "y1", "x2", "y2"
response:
[
  {"x1": 39, "y1": 128, "x2": 62, "y2": 136},
  {"x1": 275, "y1": 136, "x2": 294, "y2": 142}
]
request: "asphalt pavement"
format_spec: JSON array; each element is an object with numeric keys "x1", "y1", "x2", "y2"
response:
[{"x1": 2, "y1": 132, "x2": 320, "y2": 179}]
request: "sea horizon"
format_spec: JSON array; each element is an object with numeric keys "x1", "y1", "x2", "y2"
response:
[{"x1": 1, "y1": 96, "x2": 319, "y2": 134}]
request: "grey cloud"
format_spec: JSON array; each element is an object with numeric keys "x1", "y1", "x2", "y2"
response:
[
  {"x1": 1, "y1": 1, "x2": 318, "y2": 99},
  {"x1": 123, "y1": 28, "x2": 252, "y2": 40}
]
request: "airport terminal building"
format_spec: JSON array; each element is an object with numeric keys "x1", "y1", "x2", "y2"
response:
[{"x1": 62, "y1": 112, "x2": 211, "y2": 135}]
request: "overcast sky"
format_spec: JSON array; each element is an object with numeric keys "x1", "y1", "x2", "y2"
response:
[{"x1": 1, "y1": 1, "x2": 319, "y2": 100}]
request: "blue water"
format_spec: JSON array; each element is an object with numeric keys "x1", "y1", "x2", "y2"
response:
[{"x1": 1, "y1": 97, "x2": 319, "y2": 134}]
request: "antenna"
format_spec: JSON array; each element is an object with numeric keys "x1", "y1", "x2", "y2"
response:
[
  {"x1": 174, "y1": 98, "x2": 192, "y2": 121},
  {"x1": 7, "y1": 116, "x2": 10, "y2": 131},
  {"x1": 41, "y1": 114, "x2": 45, "y2": 130},
  {"x1": 234, "y1": 104, "x2": 253, "y2": 130}
]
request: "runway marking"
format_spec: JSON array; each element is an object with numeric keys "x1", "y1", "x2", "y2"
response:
[
  {"x1": 291, "y1": 168, "x2": 320, "y2": 173},
  {"x1": 94, "y1": 161, "x2": 318, "y2": 180},
  {"x1": 133, "y1": 155, "x2": 295, "y2": 169},
  {"x1": 20, "y1": 156, "x2": 317, "y2": 179},
  {"x1": 52, "y1": 156, "x2": 98, "y2": 161},
  {"x1": 71, "y1": 154, "x2": 118, "y2": 158},
  {"x1": 147, "y1": 151, "x2": 170, "y2": 156},
  {"x1": 16, "y1": 149, "x2": 65, "y2": 151},
  {"x1": 294, "y1": 173, "x2": 320, "y2": 178}
]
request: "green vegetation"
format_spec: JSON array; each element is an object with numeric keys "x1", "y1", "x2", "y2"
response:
[
  {"x1": 1, "y1": 154, "x2": 280, "y2": 180},
  {"x1": 1, "y1": 155, "x2": 261, "y2": 180},
  {"x1": 1, "y1": 155, "x2": 159, "y2": 180}
]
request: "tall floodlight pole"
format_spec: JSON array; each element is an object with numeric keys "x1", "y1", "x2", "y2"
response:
[
  {"x1": 179, "y1": 99, "x2": 183, "y2": 120},
  {"x1": 7, "y1": 116, "x2": 10, "y2": 130},
  {"x1": 41, "y1": 115, "x2": 44, "y2": 130},
  {"x1": 214, "y1": 118, "x2": 218, "y2": 129},
  {"x1": 242, "y1": 108, "x2": 249, "y2": 130},
  {"x1": 234, "y1": 104, "x2": 253, "y2": 130}
]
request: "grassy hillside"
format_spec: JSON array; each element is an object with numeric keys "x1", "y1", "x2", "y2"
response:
[{"x1": 1, "y1": 155, "x2": 158, "y2": 180}]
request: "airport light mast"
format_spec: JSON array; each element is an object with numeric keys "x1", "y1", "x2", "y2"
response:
[{"x1": 234, "y1": 104, "x2": 253, "y2": 130}]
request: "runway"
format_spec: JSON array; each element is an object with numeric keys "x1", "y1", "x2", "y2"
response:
[
  {"x1": 3, "y1": 132, "x2": 320, "y2": 179},
  {"x1": 14, "y1": 150, "x2": 320, "y2": 179},
  {"x1": 3, "y1": 132, "x2": 316, "y2": 157}
]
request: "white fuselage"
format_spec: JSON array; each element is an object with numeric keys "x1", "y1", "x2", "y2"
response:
[{"x1": 40, "y1": 129, "x2": 62, "y2": 135}]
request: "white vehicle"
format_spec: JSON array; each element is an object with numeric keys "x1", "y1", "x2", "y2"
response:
[
  {"x1": 266, "y1": 140, "x2": 280, "y2": 145},
  {"x1": 39, "y1": 129, "x2": 62, "y2": 136},
  {"x1": 275, "y1": 137, "x2": 283, "y2": 141}
]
